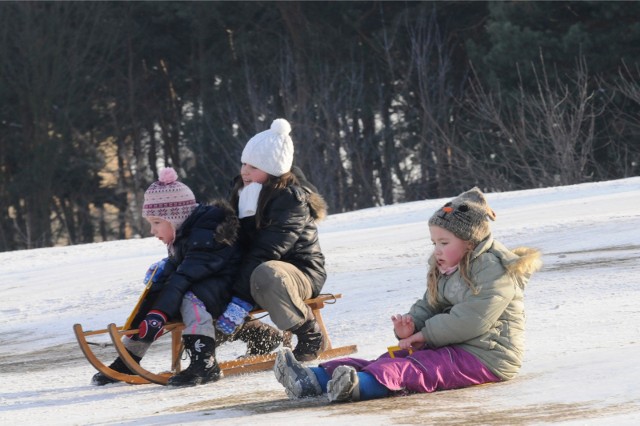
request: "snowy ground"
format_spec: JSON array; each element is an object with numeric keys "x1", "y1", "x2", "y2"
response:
[{"x1": 1, "y1": 177, "x2": 639, "y2": 425}]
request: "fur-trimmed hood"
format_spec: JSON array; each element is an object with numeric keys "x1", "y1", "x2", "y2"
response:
[
  {"x1": 291, "y1": 166, "x2": 328, "y2": 222},
  {"x1": 504, "y1": 247, "x2": 543, "y2": 289},
  {"x1": 209, "y1": 198, "x2": 240, "y2": 246},
  {"x1": 474, "y1": 236, "x2": 543, "y2": 289},
  {"x1": 306, "y1": 191, "x2": 328, "y2": 222}
]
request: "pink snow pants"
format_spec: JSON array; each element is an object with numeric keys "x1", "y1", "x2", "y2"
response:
[{"x1": 320, "y1": 345, "x2": 500, "y2": 393}]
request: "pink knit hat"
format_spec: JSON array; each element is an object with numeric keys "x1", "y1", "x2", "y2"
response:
[{"x1": 142, "y1": 168, "x2": 197, "y2": 230}]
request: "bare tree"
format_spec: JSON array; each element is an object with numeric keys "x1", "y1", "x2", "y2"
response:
[
  {"x1": 459, "y1": 55, "x2": 604, "y2": 190},
  {"x1": 603, "y1": 61, "x2": 640, "y2": 178}
]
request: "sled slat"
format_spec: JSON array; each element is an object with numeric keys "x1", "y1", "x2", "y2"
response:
[{"x1": 219, "y1": 345, "x2": 359, "y2": 377}]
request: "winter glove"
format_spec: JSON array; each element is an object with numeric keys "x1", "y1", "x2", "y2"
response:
[
  {"x1": 238, "y1": 182, "x2": 262, "y2": 219},
  {"x1": 143, "y1": 258, "x2": 168, "y2": 285},
  {"x1": 137, "y1": 310, "x2": 167, "y2": 343},
  {"x1": 216, "y1": 297, "x2": 253, "y2": 335}
]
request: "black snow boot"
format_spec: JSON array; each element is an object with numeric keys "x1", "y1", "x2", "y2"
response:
[
  {"x1": 235, "y1": 319, "x2": 285, "y2": 356},
  {"x1": 91, "y1": 352, "x2": 142, "y2": 386},
  {"x1": 167, "y1": 334, "x2": 221, "y2": 387},
  {"x1": 292, "y1": 318, "x2": 324, "y2": 362}
]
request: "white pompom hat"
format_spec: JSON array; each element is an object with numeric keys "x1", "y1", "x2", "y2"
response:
[{"x1": 241, "y1": 118, "x2": 294, "y2": 177}]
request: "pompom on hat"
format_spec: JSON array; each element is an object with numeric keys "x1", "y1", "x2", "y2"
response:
[
  {"x1": 428, "y1": 187, "x2": 497, "y2": 244},
  {"x1": 142, "y1": 167, "x2": 197, "y2": 230},
  {"x1": 241, "y1": 118, "x2": 294, "y2": 177}
]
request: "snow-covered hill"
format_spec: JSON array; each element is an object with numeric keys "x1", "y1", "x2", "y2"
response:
[{"x1": 1, "y1": 178, "x2": 639, "y2": 425}]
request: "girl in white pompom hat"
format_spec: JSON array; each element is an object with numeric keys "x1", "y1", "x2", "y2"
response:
[{"x1": 219, "y1": 118, "x2": 329, "y2": 362}]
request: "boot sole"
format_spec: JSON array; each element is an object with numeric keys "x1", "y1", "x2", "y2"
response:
[
  {"x1": 91, "y1": 373, "x2": 119, "y2": 386},
  {"x1": 167, "y1": 370, "x2": 223, "y2": 387},
  {"x1": 274, "y1": 349, "x2": 322, "y2": 399},
  {"x1": 327, "y1": 366, "x2": 359, "y2": 403}
]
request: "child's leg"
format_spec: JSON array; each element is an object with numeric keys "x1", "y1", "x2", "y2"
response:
[
  {"x1": 361, "y1": 346, "x2": 500, "y2": 394},
  {"x1": 357, "y1": 371, "x2": 390, "y2": 399},
  {"x1": 180, "y1": 291, "x2": 215, "y2": 339},
  {"x1": 121, "y1": 291, "x2": 215, "y2": 360},
  {"x1": 309, "y1": 366, "x2": 330, "y2": 392},
  {"x1": 167, "y1": 292, "x2": 222, "y2": 387},
  {"x1": 274, "y1": 356, "x2": 390, "y2": 401},
  {"x1": 310, "y1": 366, "x2": 390, "y2": 397},
  {"x1": 327, "y1": 366, "x2": 390, "y2": 403},
  {"x1": 122, "y1": 336, "x2": 152, "y2": 358},
  {"x1": 274, "y1": 348, "x2": 323, "y2": 398}
]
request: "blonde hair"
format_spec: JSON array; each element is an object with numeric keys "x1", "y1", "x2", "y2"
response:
[{"x1": 426, "y1": 246, "x2": 478, "y2": 308}]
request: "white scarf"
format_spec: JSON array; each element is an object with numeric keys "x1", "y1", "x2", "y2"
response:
[{"x1": 238, "y1": 182, "x2": 263, "y2": 218}]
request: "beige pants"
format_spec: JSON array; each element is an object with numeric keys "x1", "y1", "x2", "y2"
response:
[{"x1": 250, "y1": 260, "x2": 314, "y2": 331}]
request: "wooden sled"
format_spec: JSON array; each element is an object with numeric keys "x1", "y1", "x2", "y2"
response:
[
  {"x1": 73, "y1": 323, "x2": 150, "y2": 385},
  {"x1": 76, "y1": 293, "x2": 357, "y2": 385},
  {"x1": 73, "y1": 321, "x2": 185, "y2": 385}
]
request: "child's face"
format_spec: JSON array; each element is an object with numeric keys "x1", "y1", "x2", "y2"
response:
[
  {"x1": 240, "y1": 163, "x2": 269, "y2": 186},
  {"x1": 429, "y1": 225, "x2": 473, "y2": 271},
  {"x1": 145, "y1": 216, "x2": 175, "y2": 245}
]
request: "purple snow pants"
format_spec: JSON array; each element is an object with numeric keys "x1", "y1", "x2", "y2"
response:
[{"x1": 320, "y1": 346, "x2": 500, "y2": 393}]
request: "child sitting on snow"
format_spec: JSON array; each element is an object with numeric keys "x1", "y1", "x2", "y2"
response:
[{"x1": 274, "y1": 187, "x2": 542, "y2": 402}]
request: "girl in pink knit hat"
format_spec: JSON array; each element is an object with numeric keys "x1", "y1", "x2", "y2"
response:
[{"x1": 91, "y1": 167, "x2": 241, "y2": 387}]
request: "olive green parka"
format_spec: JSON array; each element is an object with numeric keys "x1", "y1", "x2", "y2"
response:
[{"x1": 409, "y1": 236, "x2": 542, "y2": 380}]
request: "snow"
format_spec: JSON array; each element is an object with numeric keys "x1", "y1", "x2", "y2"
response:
[{"x1": 1, "y1": 177, "x2": 640, "y2": 425}]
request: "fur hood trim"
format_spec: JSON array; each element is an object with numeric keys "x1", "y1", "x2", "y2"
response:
[
  {"x1": 505, "y1": 246, "x2": 543, "y2": 289},
  {"x1": 307, "y1": 191, "x2": 328, "y2": 222},
  {"x1": 210, "y1": 198, "x2": 239, "y2": 246}
]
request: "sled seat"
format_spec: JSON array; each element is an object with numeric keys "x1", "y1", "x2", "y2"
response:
[
  {"x1": 75, "y1": 293, "x2": 357, "y2": 385},
  {"x1": 167, "y1": 293, "x2": 357, "y2": 377}
]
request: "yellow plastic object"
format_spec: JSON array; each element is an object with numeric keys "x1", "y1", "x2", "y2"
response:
[
  {"x1": 387, "y1": 345, "x2": 413, "y2": 358},
  {"x1": 123, "y1": 265, "x2": 159, "y2": 330}
]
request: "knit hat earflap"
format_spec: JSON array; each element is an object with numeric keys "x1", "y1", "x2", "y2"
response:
[
  {"x1": 428, "y1": 187, "x2": 496, "y2": 244},
  {"x1": 241, "y1": 118, "x2": 294, "y2": 177},
  {"x1": 142, "y1": 167, "x2": 197, "y2": 230}
]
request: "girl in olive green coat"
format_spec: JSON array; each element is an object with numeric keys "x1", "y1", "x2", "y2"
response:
[{"x1": 274, "y1": 187, "x2": 542, "y2": 403}]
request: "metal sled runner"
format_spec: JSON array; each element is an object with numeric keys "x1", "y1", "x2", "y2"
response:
[{"x1": 74, "y1": 293, "x2": 357, "y2": 385}]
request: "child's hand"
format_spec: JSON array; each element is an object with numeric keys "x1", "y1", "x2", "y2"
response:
[
  {"x1": 137, "y1": 310, "x2": 167, "y2": 343},
  {"x1": 391, "y1": 314, "x2": 415, "y2": 339},
  {"x1": 398, "y1": 332, "x2": 426, "y2": 350},
  {"x1": 143, "y1": 258, "x2": 168, "y2": 285},
  {"x1": 216, "y1": 297, "x2": 253, "y2": 335}
]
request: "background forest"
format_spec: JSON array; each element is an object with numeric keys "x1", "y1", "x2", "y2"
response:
[{"x1": 0, "y1": 1, "x2": 639, "y2": 252}]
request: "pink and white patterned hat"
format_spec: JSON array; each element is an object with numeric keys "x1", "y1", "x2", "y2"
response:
[{"x1": 142, "y1": 167, "x2": 197, "y2": 230}]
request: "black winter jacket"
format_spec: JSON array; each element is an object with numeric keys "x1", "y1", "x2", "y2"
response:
[
  {"x1": 231, "y1": 177, "x2": 327, "y2": 306},
  {"x1": 133, "y1": 200, "x2": 241, "y2": 325}
]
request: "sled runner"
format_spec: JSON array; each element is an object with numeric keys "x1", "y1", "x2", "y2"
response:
[
  {"x1": 73, "y1": 323, "x2": 150, "y2": 385},
  {"x1": 73, "y1": 265, "x2": 163, "y2": 384},
  {"x1": 75, "y1": 293, "x2": 357, "y2": 385},
  {"x1": 73, "y1": 320, "x2": 187, "y2": 385}
]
